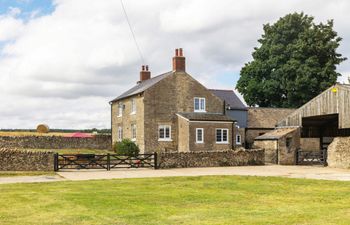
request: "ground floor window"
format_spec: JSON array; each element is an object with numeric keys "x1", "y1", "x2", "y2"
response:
[
  {"x1": 236, "y1": 135, "x2": 241, "y2": 145},
  {"x1": 131, "y1": 124, "x2": 136, "y2": 141},
  {"x1": 216, "y1": 129, "x2": 228, "y2": 143},
  {"x1": 159, "y1": 125, "x2": 171, "y2": 141},
  {"x1": 118, "y1": 126, "x2": 123, "y2": 141},
  {"x1": 196, "y1": 128, "x2": 204, "y2": 143}
]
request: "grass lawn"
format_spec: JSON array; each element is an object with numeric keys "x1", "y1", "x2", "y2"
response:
[{"x1": 0, "y1": 176, "x2": 349, "y2": 225}]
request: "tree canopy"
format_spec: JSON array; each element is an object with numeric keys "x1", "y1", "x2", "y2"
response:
[{"x1": 236, "y1": 12, "x2": 346, "y2": 108}]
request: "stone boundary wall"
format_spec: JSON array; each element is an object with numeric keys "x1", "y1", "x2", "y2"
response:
[
  {"x1": 327, "y1": 137, "x2": 350, "y2": 169},
  {"x1": 0, "y1": 148, "x2": 55, "y2": 171},
  {"x1": 158, "y1": 149, "x2": 264, "y2": 169},
  {"x1": 0, "y1": 135, "x2": 111, "y2": 150}
]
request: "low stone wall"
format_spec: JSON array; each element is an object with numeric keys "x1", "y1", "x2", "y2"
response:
[
  {"x1": 158, "y1": 149, "x2": 264, "y2": 169},
  {"x1": 0, "y1": 135, "x2": 111, "y2": 150},
  {"x1": 328, "y1": 137, "x2": 350, "y2": 169},
  {"x1": 0, "y1": 148, "x2": 55, "y2": 171}
]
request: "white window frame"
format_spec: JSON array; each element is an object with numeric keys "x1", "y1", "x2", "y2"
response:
[
  {"x1": 118, "y1": 103, "x2": 123, "y2": 117},
  {"x1": 131, "y1": 98, "x2": 136, "y2": 115},
  {"x1": 117, "y1": 126, "x2": 123, "y2": 141},
  {"x1": 216, "y1": 128, "x2": 229, "y2": 144},
  {"x1": 194, "y1": 97, "x2": 206, "y2": 112},
  {"x1": 131, "y1": 124, "x2": 137, "y2": 141},
  {"x1": 236, "y1": 134, "x2": 241, "y2": 145},
  {"x1": 196, "y1": 128, "x2": 204, "y2": 143},
  {"x1": 158, "y1": 125, "x2": 172, "y2": 141}
]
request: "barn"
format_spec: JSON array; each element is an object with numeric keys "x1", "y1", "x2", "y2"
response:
[{"x1": 254, "y1": 84, "x2": 350, "y2": 168}]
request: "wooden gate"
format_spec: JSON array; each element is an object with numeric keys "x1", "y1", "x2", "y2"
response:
[
  {"x1": 296, "y1": 149, "x2": 327, "y2": 166},
  {"x1": 54, "y1": 153, "x2": 157, "y2": 171}
]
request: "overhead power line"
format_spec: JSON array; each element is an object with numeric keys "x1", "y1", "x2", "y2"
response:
[{"x1": 120, "y1": 0, "x2": 145, "y2": 65}]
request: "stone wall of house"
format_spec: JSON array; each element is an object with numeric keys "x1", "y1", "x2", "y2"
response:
[
  {"x1": 0, "y1": 135, "x2": 111, "y2": 150},
  {"x1": 0, "y1": 148, "x2": 55, "y2": 171},
  {"x1": 112, "y1": 95, "x2": 145, "y2": 152},
  {"x1": 158, "y1": 149, "x2": 264, "y2": 168},
  {"x1": 177, "y1": 116, "x2": 189, "y2": 152},
  {"x1": 327, "y1": 137, "x2": 350, "y2": 169},
  {"x1": 188, "y1": 121, "x2": 233, "y2": 152},
  {"x1": 278, "y1": 128, "x2": 300, "y2": 165},
  {"x1": 234, "y1": 127, "x2": 246, "y2": 148},
  {"x1": 301, "y1": 138, "x2": 320, "y2": 151},
  {"x1": 143, "y1": 72, "x2": 225, "y2": 153}
]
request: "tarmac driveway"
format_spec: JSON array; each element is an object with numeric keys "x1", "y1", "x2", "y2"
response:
[{"x1": 1, "y1": 165, "x2": 350, "y2": 184}]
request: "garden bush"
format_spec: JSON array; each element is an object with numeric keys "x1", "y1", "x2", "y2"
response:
[{"x1": 113, "y1": 139, "x2": 140, "y2": 156}]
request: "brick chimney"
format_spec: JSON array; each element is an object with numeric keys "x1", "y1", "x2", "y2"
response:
[
  {"x1": 139, "y1": 65, "x2": 151, "y2": 82},
  {"x1": 172, "y1": 48, "x2": 185, "y2": 72}
]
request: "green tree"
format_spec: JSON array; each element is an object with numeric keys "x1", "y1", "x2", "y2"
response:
[{"x1": 236, "y1": 12, "x2": 346, "y2": 108}]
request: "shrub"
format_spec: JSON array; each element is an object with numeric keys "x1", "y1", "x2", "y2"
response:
[{"x1": 113, "y1": 139, "x2": 140, "y2": 156}]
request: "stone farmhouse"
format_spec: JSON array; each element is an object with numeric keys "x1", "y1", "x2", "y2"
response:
[{"x1": 110, "y1": 49, "x2": 236, "y2": 153}]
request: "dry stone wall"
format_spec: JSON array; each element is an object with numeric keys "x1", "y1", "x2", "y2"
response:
[
  {"x1": 158, "y1": 149, "x2": 264, "y2": 169},
  {"x1": 0, "y1": 148, "x2": 55, "y2": 171},
  {"x1": 328, "y1": 137, "x2": 350, "y2": 169},
  {"x1": 0, "y1": 135, "x2": 111, "y2": 150}
]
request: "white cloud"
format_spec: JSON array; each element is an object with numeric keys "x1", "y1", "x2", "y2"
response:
[{"x1": 0, "y1": 0, "x2": 349, "y2": 129}]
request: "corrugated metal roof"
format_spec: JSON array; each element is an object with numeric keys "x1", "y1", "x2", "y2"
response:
[
  {"x1": 210, "y1": 89, "x2": 247, "y2": 110},
  {"x1": 177, "y1": 112, "x2": 235, "y2": 122},
  {"x1": 110, "y1": 71, "x2": 173, "y2": 102}
]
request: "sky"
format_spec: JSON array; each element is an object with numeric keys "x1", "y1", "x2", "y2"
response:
[{"x1": 0, "y1": 0, "x2": 350, "y2": 129}]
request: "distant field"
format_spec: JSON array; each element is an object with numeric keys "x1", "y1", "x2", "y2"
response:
[
  {"x1": 19, "y1": 148, "x2": 114, "y2": 154},
  {"x1": 0, "y1": 131, "x2": 72, "y2": 137}
]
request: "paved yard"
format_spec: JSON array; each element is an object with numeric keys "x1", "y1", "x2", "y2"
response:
[{"x1": 1, "y1": 165, "x2": 350, "y2": 184}]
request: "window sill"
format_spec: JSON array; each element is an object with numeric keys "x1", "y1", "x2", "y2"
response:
[
  {"x1": 130, "y1": 112, "x2": 136, "y2": 115},
  {"x1": 196, "y1": 142, "x2": 204, "y2": 144},
  {"x1": 194, "y1": 110, "x2": 206, "y2": 113},
  {"x1": 117, "y1": 115, "x2": 122, "y2": 118},
  {"x1": 158, "y1": 139, "x2": 172, "y2": 142},
  {"x1": 131, "y1": 138, "x2": 136, "y2": 142},
  {"x1": 216, "y1": 142, "x2": 229, "y2": 144}
]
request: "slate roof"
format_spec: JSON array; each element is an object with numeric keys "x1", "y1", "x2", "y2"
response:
[
  {"x1": 247, "y1": 107, "x2": 295, "y2": 128},
  {"x1": 209, "y1": 89, "x2": 247, "y2": 110},
  {"x1": 110, "y1": 71, "x2": 173, "y2": 102},
  {"x1": 255, "y1": 127, "x2": 298, "y2": 140},
  {"x1": 177, "y1": 112, "x2": 235, "y2": 122}
]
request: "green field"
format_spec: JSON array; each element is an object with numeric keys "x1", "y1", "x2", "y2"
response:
[
  {"x1": 22, "y1": 148, "x2": 114, "y2": 154},
  {"x1": 0, "y1": 176, "x2": 349, "y2": 225}
]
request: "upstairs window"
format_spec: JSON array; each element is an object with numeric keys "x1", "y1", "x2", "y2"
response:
[
  {"x1": 131, "y1": 99, "x2": 136, "y2": 114},
  {"x1": 194, "y1": 97, "x2": 206, "y2": 112},
  {"x1": 196, "y1": 128, "x2": 204, "y2": 143},
  {"x1": 158, "y1": 125, "x2": 171, "y2": 141},
  {"x1": 117, "y1": 126, "x2": 123, "y2": 141},
  {"x1": 118, "y1": 103, "x2": 123, "y2": 117},
  {"x1": 131, "y1": 124, "x2": 137, "y2": 141},
  {"x1": 216, "y1": 129, "x2": 228, "y2": 143}
]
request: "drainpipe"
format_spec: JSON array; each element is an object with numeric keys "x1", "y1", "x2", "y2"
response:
[
  {"x1": 232, "y1": 122, "x2": 235, "y2": 150},
  {"x1": 109, "y1": 101, "x2": 113, "y2": 149}
]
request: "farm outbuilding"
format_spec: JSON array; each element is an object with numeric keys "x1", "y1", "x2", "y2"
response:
[{"x1": 273, "y1": 84, "x2": 350, "y2": 168}]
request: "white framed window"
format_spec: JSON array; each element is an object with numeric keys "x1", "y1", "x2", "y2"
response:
[
  {"x1": 118, "y1": 103, "x2": 123, "y2": 117},
  {"x1": 216, "y1": 129, "x2": 229, "y2": 144},
  {"x1": 131, "y1": 124, "x2": 136, "y2": 141},
  {"x1": 194, "y1": 97, "x2": 206, "y2": 112},
  {"x1": 158, "y1": 125, "x2": 171, "y2": 141},
  {"x1": 236, "y1": 135, "x2": 241, "y2": 145},
  {"x1": 131, "y1": 98, "x2": 136, "y2": 114},
  {"x1": 196, "y1": 128, "x2": 204, "y2": 143},
  {"x1": 117, "y1": 126, "x2": 123, "y2": 141}
]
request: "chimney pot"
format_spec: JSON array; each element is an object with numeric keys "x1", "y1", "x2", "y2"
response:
[{"x1": 179, "y1": 48, "x2": 183, "y2": 56}]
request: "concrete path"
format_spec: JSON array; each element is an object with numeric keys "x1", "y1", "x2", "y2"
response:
[
  {"x1": 1, "y1": 165, "x2": 350, "y2": 184},
  {"x1": 0, "y1": 175, "x2": 64, "y2": 184}
]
